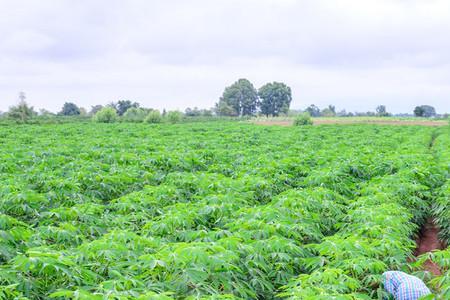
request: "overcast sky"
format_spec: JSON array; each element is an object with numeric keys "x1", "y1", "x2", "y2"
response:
[{"x1": 1, "y1": 0, "x2": 449, "y2": 114}]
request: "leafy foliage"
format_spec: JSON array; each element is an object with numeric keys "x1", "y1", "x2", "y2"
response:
[
  {"x1": 258, "y1": 82, "x2": 292, "y2": 117},
  {"x1": 145, "y1": 110, "x2": 162, "y2": 123},
  {"x1": 113, "y1": 100, "x2": 140, "y2": 116},
  {"x1": 216, "y1": 79, "x2": 258, "y2": 116},
  {"x1": 0, "y1": 122, "x2": 448, "y2": 299},
  {"x1": 59, "y1": 102, "x2": 81, "y2": 116},
  {"x1": 166, "y1": 111, "x2": 183, "y2": 124},
  {"x1": 123, "y1": 108, "x2": 147, "y2": 123},
  {"x1": 414, "y1": 105, "x2": 437, "y2": 118},
  {"x1": 93, "y1": 107, "x2": 118, "y2": 123},
  {"x1": 7, "y1": 100, "x2": 37, "y2": 123},
  {"x1": 293, "y1": 113, "x2": 313, "y2": 126}
]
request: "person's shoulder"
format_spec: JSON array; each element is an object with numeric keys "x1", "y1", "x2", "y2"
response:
[{"x1": 383, "y1": 270, "x2": 407, "y2": 277}]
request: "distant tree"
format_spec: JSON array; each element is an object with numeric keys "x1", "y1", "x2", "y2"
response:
[
  {"x1": 8, "y1": 92, "x2": 37, "y2": 123},
  {"x1": 413, "y1": 106, "x2": 424, "y2": 117},
  {"x1": 113, "y1": 100, "x2": 140, "y2": 116},
  {"x1": 336, "y1": 109, "x2": 347, "y2": 117},
  {"x1": 305, "y1": 104, "x2": 321, "y2": 117},
  {"x1": 201, "y1": 109, "x2": 213, "y2": 117},
  {"x1": 185, "y1": 107, "x2": 202, "y2": 117},
  {"x1": 258, "y1": 82, "x2": 292, "y2": 117},
  {"x1": 329, "y1": 105, "x2": 336, "y2": 115},
  {"x1": 216, "y1": 79, "x2": 258, "y2": 116},
  {"x1": 90, "y1": 105, "x2": 104, "y2": 115},
  {"x1": 414, "y1": 105, "x2": 436, "y2": 117},
  {"x1": 186, "y1": 107, "x2": 213, "y2": 117},
  {"x1": 93, "y1": 107, "x2": 117, "y2": 123},
  {"x1": 321, "y1": 105, "x2": 336, "y2": 117},
  {"x1": 123, "y1": 107, "x2": 147, "y2": 122},
  {"x1": 376, "y1": 105, "x2": 389, "y2": 117},
  {"x1": 167, "y1": 111, "x2": 183, "y2": 123},
  {"x1": 145, "y1": 110, "x2": 162, "y2": 123},
  {"x1": 215, "y1": 101, "x2": 236, "y2": 116},
  {"x1": 79, "y1": 107, "x2": 87, "y2": 116},
  {"x1": 162, "y1": 109, "x2": 167, "y2": 117},
  {"x1": 59, "y1": 102, "x2": 81, "y2": 116}
]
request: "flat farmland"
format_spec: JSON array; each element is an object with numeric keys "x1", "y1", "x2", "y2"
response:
[{"x1": 0, "y1": 122, "x2": 449, "y2": 299}]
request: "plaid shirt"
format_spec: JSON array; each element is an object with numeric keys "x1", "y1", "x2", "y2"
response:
[{"x1": 383, "y1": 271, "x2": 431, "y2": 300}]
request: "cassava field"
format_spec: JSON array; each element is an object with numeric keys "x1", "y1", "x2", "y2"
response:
[{"x1": 0, "y1": 122, "x2": 449, "y2": 299}]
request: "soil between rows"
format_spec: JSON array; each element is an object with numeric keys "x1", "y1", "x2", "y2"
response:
[{"x1": 414, "y1": 218, "x2": 445, "y2": 275}]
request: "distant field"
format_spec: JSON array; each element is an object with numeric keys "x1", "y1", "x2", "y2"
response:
[{"x1": 253, "y1": 117, "x2": 449, "y2": 127}]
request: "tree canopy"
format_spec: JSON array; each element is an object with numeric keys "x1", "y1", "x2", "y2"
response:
[
  {"x1": 376, "y1": 105, "x2": 389, "y2": 117},
  {"x1": 414, "y1": 105, "x2": 436, "y2": 117},
  {"x1": 305, "y1": 104, "x2": 321, "y2": 117},
  {"x1": 112, "y1": 100, "x2": 140, "y2": 116},
  {"x1": 7, "y1": 92, "x2": 36, "y2": 123},
  {"x1": 321, "y1": 105, "x2": 336, "y2": 117},
  {"x1": 8, "y1": 100, "x2": 36, "y2": 123},
  {"x1": 216, "y1": 79, "x2": 258, "y2": 116},
  {"x1": 59, "y1": 102, "x2": 81, "y2": 116},
  {"x1": 90, "y1": 105, "x2": 104, "y2": 115},
  {"x1": 258, "y1": 82, "x2": 292, "y2": 117}
]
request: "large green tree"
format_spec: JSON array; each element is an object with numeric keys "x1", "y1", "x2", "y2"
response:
[
  {"x1": 414, "y1": 105, "x2": 436, "y2": 117},
  {"x1": 59, "y1": 102, "x2": 81, "y2": 116},
  {"x1": 258, "y1": 82, "x2": 292, "y2": 117},
  {"x1": 216, "y1": 79, "x2": 258, "y2": 116}
]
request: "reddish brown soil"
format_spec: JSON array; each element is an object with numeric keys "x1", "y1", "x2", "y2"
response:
[
  {"x1": 414, "y1": 218, "x2": 445, "y2": 275},
  {"x1": 253, "y1": 119, "x2": 447, "y2": 127}
]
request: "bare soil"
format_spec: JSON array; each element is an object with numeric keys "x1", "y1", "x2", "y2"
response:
[
  {"x1": 253, "y1": 119, "x2": 447, "y2": 127},
  {"x1": 414, "y1": 218, "x2": 445, "y2": 275}
]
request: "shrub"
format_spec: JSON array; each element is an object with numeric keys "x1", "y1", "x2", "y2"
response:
[
  {"x1": 167, "y1": 111, "x2": 183, "y2": 124},
  {"x1": 93, "y1": 107, "x2": 117, "y2": 123},
  {"x1": 8, "y1": 101, "x2": 37, "y2": 123},
  {"x1": 293, "y1": 113, "x2": 313, "y2": 126},
  {"x1": 123, "y1": 108, "x2": 147, "y2": 123},
  {"x1": 145, "y1": 110, "x2": 162, "y2": 124}
]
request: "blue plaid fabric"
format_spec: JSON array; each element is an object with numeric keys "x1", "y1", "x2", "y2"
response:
[{"x1": 383, "y1": 271, "x2": 431, "y2": 300}]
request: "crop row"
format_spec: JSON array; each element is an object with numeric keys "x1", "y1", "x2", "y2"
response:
[
  {"x1": 282, "y1": 162, "x2": 434, "y2": 299},
  {"x1": 414, "y1": 129, "x2": 450, "y2": 298},
  {"x1": 0, "y1": 123, "x2": 445, "y2": 299}
]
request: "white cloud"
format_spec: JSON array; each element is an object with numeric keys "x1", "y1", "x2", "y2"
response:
[{"x1": 0, "y1": 0, "x2": 449, "y2": 113}]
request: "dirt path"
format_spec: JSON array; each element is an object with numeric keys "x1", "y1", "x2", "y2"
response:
[{"x1": 414, "y1": 218, "x2": 445, "y2": 275}]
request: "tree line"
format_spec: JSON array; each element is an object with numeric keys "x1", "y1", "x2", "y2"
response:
[
  {"x1": 215, "y1": 79, "x2": 292, "y2": 117},
  {"x1": 1, "y1": 84, "x2": 446, "y2": 123}
]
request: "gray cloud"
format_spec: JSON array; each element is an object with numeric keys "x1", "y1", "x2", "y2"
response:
[{"x1": 0, "y1": 0, "x2": 449, "y2": 113}]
